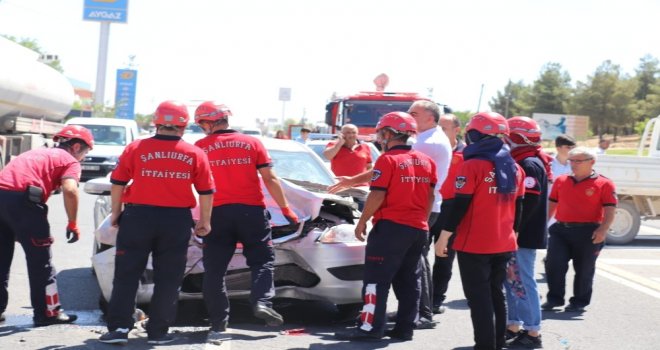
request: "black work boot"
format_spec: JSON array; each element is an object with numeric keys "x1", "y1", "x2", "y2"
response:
[
  {"x1": 33, "y1": 311, "x2": 78, "y2": 327},
  {"x1": 335, "y1": 328, "x2": 383, "y2": 341},
  {"x1": 253, "y1": 303, "x2": 283, "y2": 326}
]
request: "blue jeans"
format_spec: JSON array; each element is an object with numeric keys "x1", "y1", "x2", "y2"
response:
[{"x1": 504, "y1": 248, "x2": 541, "y2": 332}]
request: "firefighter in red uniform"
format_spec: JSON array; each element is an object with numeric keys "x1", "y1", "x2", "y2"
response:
[
  {"x1": 193, "y1": 101, "x2": 299, "y2": 344},
  {"x1": 430, "y1": 113, "x2": 465, "y2": 314},
  {"x1": 0, "y1": 125, "x2": 93, "y2": 326},
  {"x1": 435, "y1": 112, "x2": 525, "y2": 350},
  {"x1": 542, "y1": 146, "x2": 616, "y2": 313},
  {"x1": 99, "y1": 101, "x2": 215, "y2": 345},
  {"x1": 335, "y1": 112, "x2": 437, "y2": 342}
]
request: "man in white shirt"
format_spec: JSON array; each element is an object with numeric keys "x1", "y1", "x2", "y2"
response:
[
  {"x1": 295, "y1": 128, "x2": 311, "y2": 144},
  {"x1": 595, "y1": 138, "x2": 610, "y2": 155},
  {"x1": 548, "y1": 135, "x2": 576, "y2": 234},
  {"x1": 406, "y1": 100, "x2": 452, "y2": 328}
]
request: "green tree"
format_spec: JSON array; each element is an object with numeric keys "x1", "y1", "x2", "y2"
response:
[
  {"x1": 489, "y1": 80, "x2": 533, "y2": 118},
  {"x1": 452, "y1": 110, "x2": 472, "y2": 130},
  {"x1": 92, "y1": 104, "x2": 116, "y2": 118},
  {"x1": 2, "y1": 35, "x2": 64, "y2": 73},
  {"x1": 640, "y1": 80, "x2": 660, "y2": 119},
  {"x1": 572, "y1": 60, "x2": 636, "y2": 138},
  {"x1": 634, "y1": 55, "x2": 659, "y2": 100},
  {"x1": 631, "y1": 55, "x2": 660, "y2": 121},
  {"x1": 530, "y1": 62, "x2": 573, "y2": 114},
  {"x1": 134, "y1": 113, "x2": 153, "y2": 130}
]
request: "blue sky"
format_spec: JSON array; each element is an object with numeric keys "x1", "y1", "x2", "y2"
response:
[{"x1": 1, "y1": 0, "x2": 659, "y2": 127}]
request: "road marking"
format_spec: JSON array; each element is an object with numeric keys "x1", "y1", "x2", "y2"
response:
[
  {"x1": 597, "y1": 269, "x2": 660, "y2": 299},
  {"x1": 597, "y1": 262, "x2": 660, "y2": 298},
  {"x1": 599, "y1": 258, "x2": 660, "y2": 266},
  {"x1": 640, "y1": 225, "x2": 660, "y2": 235}
]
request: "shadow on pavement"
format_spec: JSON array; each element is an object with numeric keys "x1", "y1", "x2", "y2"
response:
[
  {"x1": 37, "y1": 329, "x2": 210, "y2": 349},
  {"x1": 541, "y1": 309, "x2": 586, "y2": 321},
  {"x1": 57, "y1": 267, "x2": 102, "y2": 311},
  {"x1": 0, "y1": 324, "x2": 30, "y2": 338},
  {"x1": 443, "y1": 298, "x2": 469, "y2": 310},
  {"x1": 156, "y1": 298, "x2": 349, "y2": 329}
]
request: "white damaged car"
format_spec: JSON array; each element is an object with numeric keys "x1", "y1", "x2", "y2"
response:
[{"x1": 84, "y1": 138, "x2": 367, "y2": 315}]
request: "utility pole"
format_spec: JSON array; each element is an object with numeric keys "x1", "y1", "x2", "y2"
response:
[
  {"x1": 94, "y1": 22, "x2": 110, "y2": 113},
  {"x1": 476, "y1": 84, "x2": 484, "y2": 112},
  {"x1": 278, "y1": 87, "x2": 291, "y2": 127},
  {"x1": 83, "y1": 0, "x2": 129, "y2": 115}
]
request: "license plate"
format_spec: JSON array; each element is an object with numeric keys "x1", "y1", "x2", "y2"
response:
[{"x1": 82, "y1": 165, "x2": 100, "y2": 171}]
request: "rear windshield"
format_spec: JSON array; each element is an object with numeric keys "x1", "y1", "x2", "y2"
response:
[{"x1": 343, "y1": 100, "x2": 414, "y2": 127}]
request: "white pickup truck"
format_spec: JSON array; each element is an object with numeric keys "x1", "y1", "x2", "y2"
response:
[{"x1": 596, "y1": 116, "x2": 660, "y2": 244}]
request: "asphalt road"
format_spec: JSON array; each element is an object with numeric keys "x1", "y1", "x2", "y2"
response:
[{"x1": 1, "y1": 189, "x2": 660, "y2": 349}]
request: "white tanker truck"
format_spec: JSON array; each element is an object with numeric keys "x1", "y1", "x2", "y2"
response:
[{"x1": 0, "y1": 36, "x2": 75, "y2": 169}]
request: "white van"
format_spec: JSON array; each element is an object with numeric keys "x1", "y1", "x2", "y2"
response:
[{"x1": 65, "y1": 117, "x2": 140, "y2": 180}]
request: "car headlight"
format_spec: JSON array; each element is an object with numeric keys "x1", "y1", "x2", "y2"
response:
[{"x1": 318, "y1": 224, "x2": 361, "y2": 244}]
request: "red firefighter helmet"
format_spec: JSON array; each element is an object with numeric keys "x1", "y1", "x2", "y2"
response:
[
  {"x1": 53, "y1": 125, "x2": 95, "y2": 149},
  {"x1": 507, "y1": 116, "x2": 541, "y2": 144},
  {"x1": 194, "y1": 101, "x2": 232, "y2": 123},
  {"x1": 153, "y1": 100, "x2": 189, "y2": 127},
  {"x1": 466, "y1": 112, "x2": 509, "y2": 136},
  {"x1": 376, "y1": 111, "x2": 417, "y2": 134}
]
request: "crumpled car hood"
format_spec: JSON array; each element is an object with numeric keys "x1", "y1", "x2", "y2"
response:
[
  {"x1": 95, "y1": 178, "x2": 355, "y2": 246},
  {"x1": 265, "y1": 179, "x2": 356, "y2": 225}
]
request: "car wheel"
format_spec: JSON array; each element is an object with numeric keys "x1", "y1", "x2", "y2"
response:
[{"x1": 607, "y1": 201, "x2": 641, "y2": 245}]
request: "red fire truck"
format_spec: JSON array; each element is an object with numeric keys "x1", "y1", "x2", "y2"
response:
[{"x1": 324, "y1": 91, "x2": 438, "y2": 137}]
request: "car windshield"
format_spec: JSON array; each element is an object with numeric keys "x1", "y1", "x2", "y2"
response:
[
  {"x1": 73, "y1": 124, "x2": 127, "y2": 146},
  {"x1": 343, "y1": 100, "x2": 414, "y2": 127},
  {"x1": 307, "y1": 143, "x2": 328, "y2": 161},
  {"x1": 269, "y1": 149, "x2": 335, "y2": 186}
]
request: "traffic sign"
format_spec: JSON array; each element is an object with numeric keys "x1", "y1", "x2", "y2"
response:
[
  {"x1": 83, "y1": 0, "x2": 129, "y2": 23},
  {"x1": 114, "y1": 69, "x2": 137, "y2": 119},
  {"x1": 279, "y1": 87, "x2": 292, "y2": 102}
]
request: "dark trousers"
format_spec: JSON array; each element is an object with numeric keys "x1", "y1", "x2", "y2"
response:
[
  {"x1": 106, "y1": 205, "x2": 192, "y2": 338},
  {"x1": 202, "y1": 204, "x2": 275, "y2": 329},
  {"x1": 0, "y1": 190, "x2": 57, "y2": 320},
  {"x1": 417, "y1": 212, "x2": 438, "y2": 319},
  {"x1": 545, "y1": 223, "x2": 604, "y2": 307},
  {"x1": 430, "y1": 199, "x2": 456, "y2": 306},
  {"x1": 358, "y1": 220, "x2": 426, "y2": 336},
  {"x1": 457, "y1": 251, "x2": 512, "y2": 350}
]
